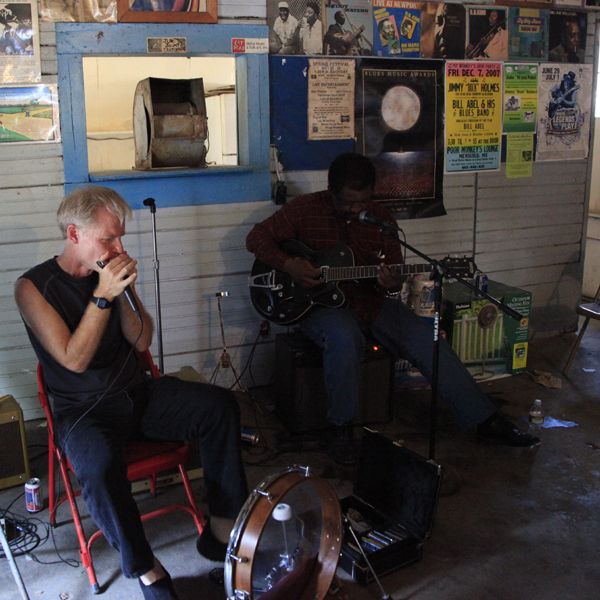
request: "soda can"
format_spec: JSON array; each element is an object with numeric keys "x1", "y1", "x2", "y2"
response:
[{"x1": 25, "y1": 477, "x2": 43, "y2": 513}]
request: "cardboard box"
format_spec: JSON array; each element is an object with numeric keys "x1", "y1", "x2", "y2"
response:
[{"x1": 442, "y1": 280, "x2": 532, "y2": 376}]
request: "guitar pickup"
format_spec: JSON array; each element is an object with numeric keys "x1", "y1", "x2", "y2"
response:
[{"x1": 248, "y1": 270, "x2": 283, "y2": 291}]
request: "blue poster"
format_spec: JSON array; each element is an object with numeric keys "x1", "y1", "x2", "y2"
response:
[{"x1": 372, "y1": 0, "x2": 422, "y2": 58}]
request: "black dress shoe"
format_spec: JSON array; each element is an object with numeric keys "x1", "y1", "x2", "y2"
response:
[
  {"x1": 139, "y1": 572, "x2": 179, "y2": 600},
  {"x1": 477, "y1": 413, "x2": 541, "y2": 447},
  {"x1": 196, "y1": 523, "x2": 228, "y2": 562}
]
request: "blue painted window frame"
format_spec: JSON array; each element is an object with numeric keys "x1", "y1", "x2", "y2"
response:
[{"x1": 56, "y1": 23, "x2": 270, "y2": 209}]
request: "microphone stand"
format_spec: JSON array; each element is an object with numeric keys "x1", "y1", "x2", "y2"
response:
[
  {"x1": 381, "y1": 227, "x2": 522, "y2": 461},
  {"x1": 143, "y1": 198, "x2": 164, "y2": 374}
]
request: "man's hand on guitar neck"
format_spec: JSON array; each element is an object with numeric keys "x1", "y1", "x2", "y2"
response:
[
  {"x1": 377, "y1": 264, "x2": 403, "y2": 290},
  {"x1": 283, "y1": 256, "x2": 322, "y2": 288}
]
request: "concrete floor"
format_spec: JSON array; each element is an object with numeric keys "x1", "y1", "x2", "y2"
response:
[{"x1": 1, "y1": 320, "x2": 599, "y2": 600}]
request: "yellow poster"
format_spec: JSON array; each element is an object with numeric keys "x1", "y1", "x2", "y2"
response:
[
  {"x1": 445, "y1": 60, "x2": 503, "y2": 172},
  {"x1": 506, "y1": 132, "x2": 534, "y2": 178}
]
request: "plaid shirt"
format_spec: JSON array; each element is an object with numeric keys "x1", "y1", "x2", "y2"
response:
[{"x1": 246, "y1": 190, "x2": 405, "y2": 323}]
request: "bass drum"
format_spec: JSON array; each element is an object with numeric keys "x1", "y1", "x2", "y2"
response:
[{"x1": 225, "y1": 465, "x2": 342, "y2": 600}]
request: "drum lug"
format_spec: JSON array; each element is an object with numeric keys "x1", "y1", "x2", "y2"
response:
[
  {"x1": 256, "y1": 489, "x2": 273, "y2": 500},
  {"x1": 232, "y1": 591, "x2": 250, "y2": 600},
  {"x1": 229, "y1": 553, "x2": 249, "y2": 564},
  {"x1": 294, "y1": 464, "x2": 311, "y2": 477}
]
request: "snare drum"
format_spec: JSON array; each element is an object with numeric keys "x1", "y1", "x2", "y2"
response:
[{"x1": 225, "y1": 465, "x2": 342, "y2": 600}]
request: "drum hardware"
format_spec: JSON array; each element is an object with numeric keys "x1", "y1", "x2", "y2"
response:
[
  {"x1": 143, "y1": 198, "x2": 164, "y2": 373},
  {"x1": 225, "y1": 465, "x2": 342, "y2": 599},
  {"x1": 343, "y1": 516, "x2": 392, "y2": 600}
]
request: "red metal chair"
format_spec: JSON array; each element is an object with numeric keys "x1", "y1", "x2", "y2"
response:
[{"x1": 37, "y1": 350, "x2": 205, "y2": 594}]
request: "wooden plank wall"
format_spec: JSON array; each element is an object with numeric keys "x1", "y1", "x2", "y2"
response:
[{"x1": 0, "y1": 12, "x2": 595, "y2": 419}]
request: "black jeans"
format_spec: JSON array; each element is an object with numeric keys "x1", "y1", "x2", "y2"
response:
[{"x1": 54, "y1": 376, "x2": 248, "y2": 578}]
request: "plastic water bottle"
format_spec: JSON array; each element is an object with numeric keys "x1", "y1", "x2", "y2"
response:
[{"x1": 529, "y1": 399, "x2": 544, "y2": 426}]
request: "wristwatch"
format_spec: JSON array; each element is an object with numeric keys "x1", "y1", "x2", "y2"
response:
[{"x1": 90, "y1": 296, "x2": 113, "y2": 309}]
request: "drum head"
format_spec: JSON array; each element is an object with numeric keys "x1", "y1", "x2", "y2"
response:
[{"x1": 225, "y1": 466, "x2": 342, "y2": 600}]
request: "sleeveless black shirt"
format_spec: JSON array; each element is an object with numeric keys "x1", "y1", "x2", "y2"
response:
[{"x1": 20, "y1": 258, "x2": 144, "y2": 412}]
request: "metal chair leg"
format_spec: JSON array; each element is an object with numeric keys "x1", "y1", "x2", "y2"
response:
[{"x1": 563, "y1": 316, "x2": 591, "y2": 375}]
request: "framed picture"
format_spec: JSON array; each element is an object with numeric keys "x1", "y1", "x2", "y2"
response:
[
  {"x1": 117, "y1": 0, "x2": 217, "y2": 23},
  {"x1": 0, "y1": 84, "x2": 61, "y2": 144}
]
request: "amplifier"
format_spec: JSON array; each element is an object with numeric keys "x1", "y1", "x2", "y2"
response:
[
  {"x1": 0, "y1": 395, "x2": 30, "y2": 490},
  {"x1": 274, "y1": 332, "x2": 392, "y2": 433}
]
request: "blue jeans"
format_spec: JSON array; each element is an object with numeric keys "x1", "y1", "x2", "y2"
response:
[
  {"x1": 300, "y1": 299, "x2": 496, "y2": 428},
  {"x1": 54, "y1": 376, "x2": 248, "y2": 579}
]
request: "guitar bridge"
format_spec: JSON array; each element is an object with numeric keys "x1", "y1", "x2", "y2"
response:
[{"x1": 248, "y1": 270, "x2": 283, "y2": 291}]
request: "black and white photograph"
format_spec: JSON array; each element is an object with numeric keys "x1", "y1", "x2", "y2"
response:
[{"x1": 268, "y1": 0, "x2": 325, "y2": 55}]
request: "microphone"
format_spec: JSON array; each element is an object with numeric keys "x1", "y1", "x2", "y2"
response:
[
  {"x1": 357, "y1": 211, "x2": 398, "y2": 234},
  {"x1": 143, "y1": 197, "x2": 156, "y2": 213},
  {"x1": 122, "y1": 287, "x2": 139, "y2": 314},
  {"x1": 96, "y1": 260, "x2": 139, "y2": 313}
]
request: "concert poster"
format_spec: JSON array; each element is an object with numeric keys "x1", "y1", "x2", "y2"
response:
[
  {"x1": 548, "y1": 10, "x2": 586, "y2": 63},
  {"x1": 506, "y1": 133, "x2": 534, "y2": 179},
  {"x1": 323, "y1": 0, "x2": 373, "y2": 56},
  {"x1": 420, "y1": 2, "x2": 466, "y2": 60},
  {"x1": 508, "y1": 7, "x2": 548, "y2": 61},
  {"x1": 535, "y1": 62, "x2": 592, "y2": 162},
  {"x1": 307, "y1": 58, "x2": 355, "y2": 140},
  {"x1": 445, "y1": 60, "x2": 503, "y2": 173},
  {"x1": 503, "y1": 63, "x2": 538, "y2": 134},
  {"x1": 0, "y1": 0, "x2": 41, "y2": 83},
  {"x1": 355, "y1": 58, "x2": 445, "y2": 219},
  {"x1": 466, "y1": 5, "x2": 509, "y2": 61},
  {"x1": 372, "y1": 0, "x2": 423, "y2": 59}
]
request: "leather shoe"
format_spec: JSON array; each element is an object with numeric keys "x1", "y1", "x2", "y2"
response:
[
  {"x1": 139, "y1": 572, "x2": 179, "y2": 600},
  {"x1": 196, "y1": 523, "x2": 228, "y2": 562},
  {"x1": 477, "y1": 413, "x2": 541, "y2": 447}
]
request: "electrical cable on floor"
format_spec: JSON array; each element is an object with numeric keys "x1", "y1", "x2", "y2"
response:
[{"x1": 0, "y1": 508, "x2": 79, "y2": 568}]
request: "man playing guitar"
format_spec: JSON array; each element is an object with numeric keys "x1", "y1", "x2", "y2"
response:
[
  {"x1": 246, "y1": 153, "x2": 540, "y2": 465},
  {"x1": 324, "y1": 10, "x2": 366, "y2": 56}
]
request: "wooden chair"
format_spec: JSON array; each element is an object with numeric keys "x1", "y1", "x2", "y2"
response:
[
  {"x1": 37, "y1": 350, "x2": 205, "y2": 594},
  {"x1": 562, "y1": 283, "x2": 600, "y2": 375}
]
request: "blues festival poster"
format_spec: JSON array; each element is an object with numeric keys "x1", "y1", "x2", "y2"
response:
[
  {"x1": 536, "y1": 62, "x2": 592, "y2": 162},
  {"x1": 355, "y1": 58, "x2": 445, "y2": 218}
]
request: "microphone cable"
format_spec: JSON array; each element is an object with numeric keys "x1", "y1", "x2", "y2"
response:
[{"x1": 56, "y1": 314, "x2": 144, "y2": 457}]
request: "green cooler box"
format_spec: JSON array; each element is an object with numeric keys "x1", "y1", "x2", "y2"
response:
[{"x1": 442, "y1": 280, "x2": 531, "y2": 377}]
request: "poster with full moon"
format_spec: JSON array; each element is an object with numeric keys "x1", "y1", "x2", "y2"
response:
[{"x1": 355, "y1": 58, "x2": 445, "y2": 219}]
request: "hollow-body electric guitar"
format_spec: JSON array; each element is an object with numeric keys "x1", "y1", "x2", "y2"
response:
[{"x1": 248, "y1": 240, "x2": 433, "y2": 325}]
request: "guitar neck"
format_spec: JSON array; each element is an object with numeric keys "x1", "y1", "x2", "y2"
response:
[{"x1": 323, "y1": 263, "x2": 432, "y2": 283}]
